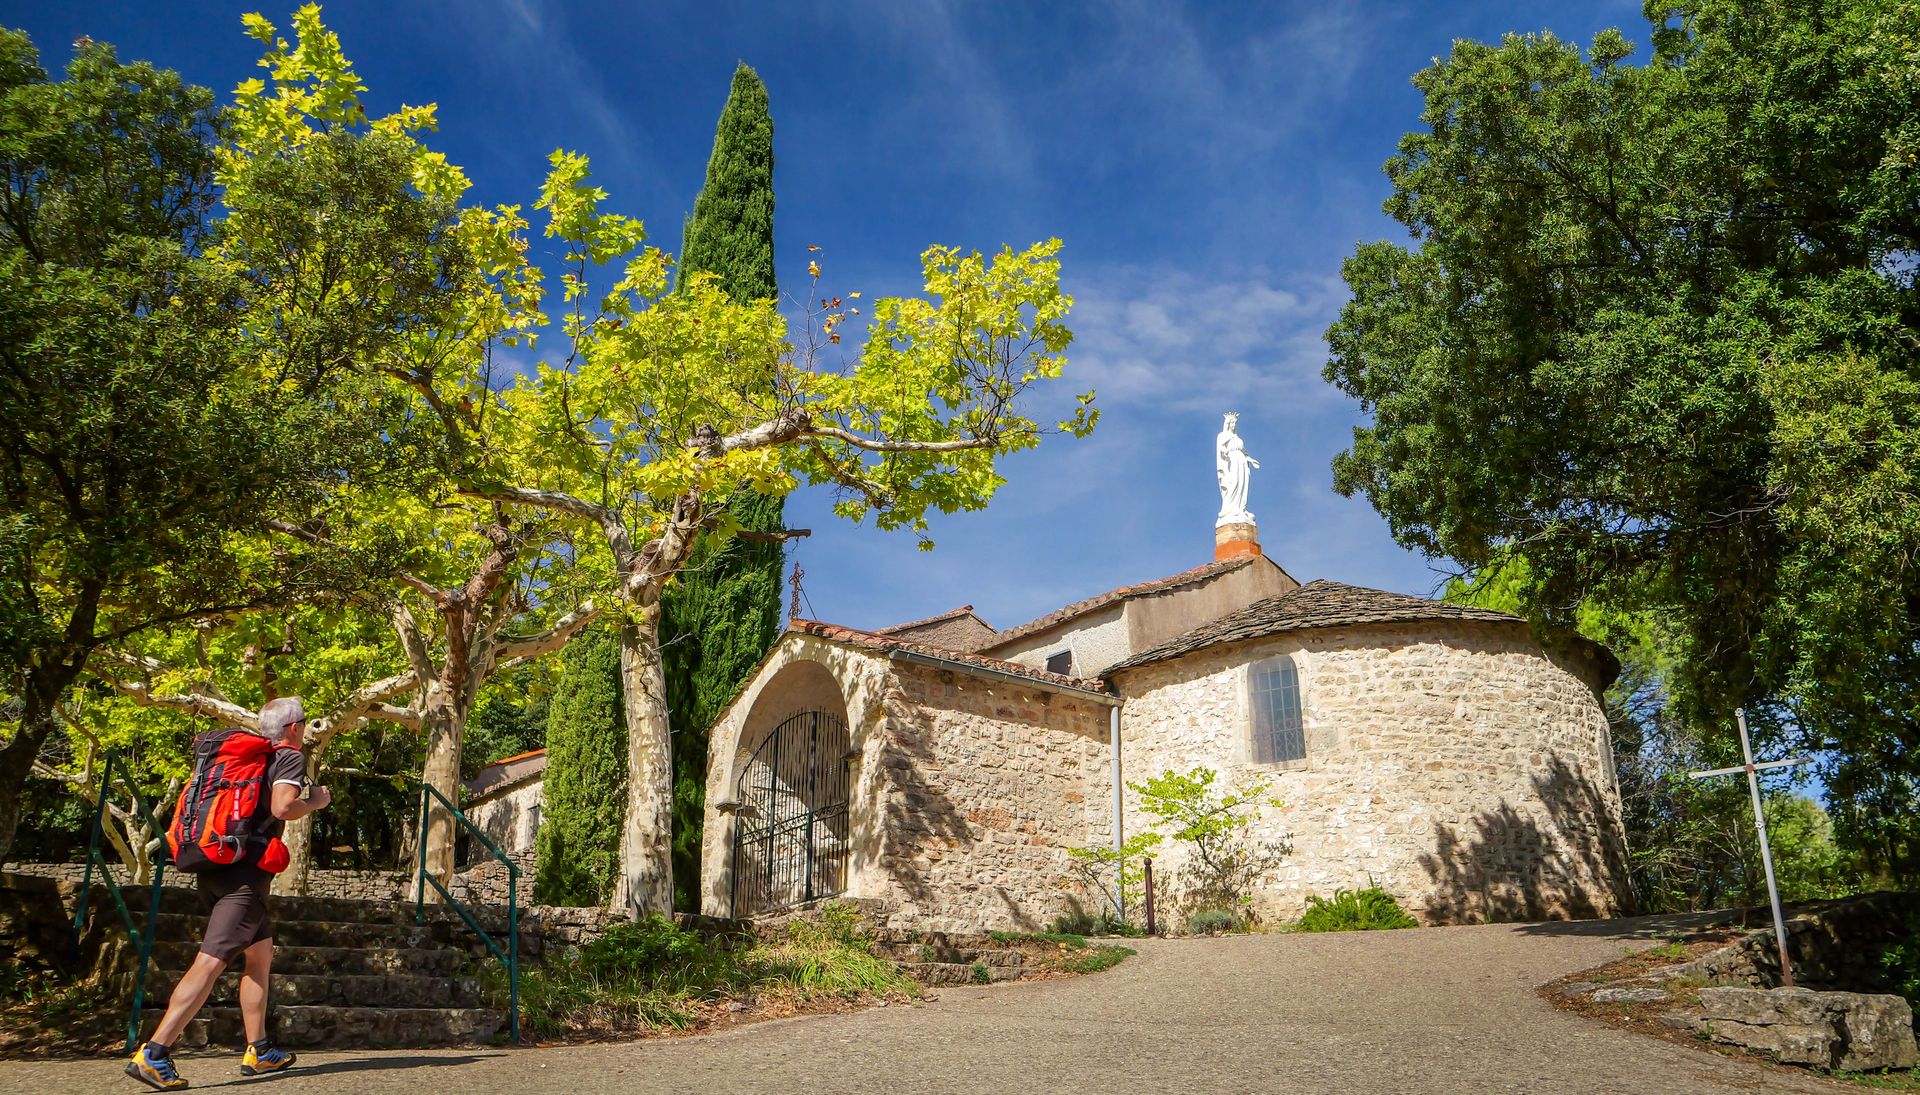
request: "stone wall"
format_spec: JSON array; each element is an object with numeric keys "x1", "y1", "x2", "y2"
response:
[
  {"x1": 5, "y1": 855, "x2": 535, "y2": 909},
  {"x1": 466, "y1": 778, "x2": 542, "y2": 859},
  {"x1": 1673, "y1": 892, "x2": 1920, "y2": 991},
  {"x1": 1110, "y1": 619, "x2": 1629, "y2": 926},
  {"x1": 448, "y1": 847, "x2": 537, "y2": 908},
  {"x1": 859, "y1": 662, "x2": 1114, "y2": 932},
  {"x1": 990, "y1": 602, "x2": 1130, "y2": 677}
]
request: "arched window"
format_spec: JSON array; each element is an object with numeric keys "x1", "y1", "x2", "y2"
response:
[{"x1": 1251, "y1": 655, "x2": 1305, "y2": 764}]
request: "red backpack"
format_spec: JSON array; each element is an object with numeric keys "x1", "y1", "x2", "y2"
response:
[{"x1": 167, "y1": 728, "x2": 294, "y2": 873}]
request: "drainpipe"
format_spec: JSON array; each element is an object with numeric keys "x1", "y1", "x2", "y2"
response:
[{"x1": 1110, "y1": 703, "x2": 1123, "y2": 921}]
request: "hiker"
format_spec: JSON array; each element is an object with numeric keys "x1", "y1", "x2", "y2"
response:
[{"x1": 127, "y1": 696, "x2": 330, "y2": 1091}]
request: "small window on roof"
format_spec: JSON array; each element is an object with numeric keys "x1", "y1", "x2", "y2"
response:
[
  {"x1": 1045, "y1": 650, "x2": 1074, "y2": 676},
  {"x1": 1251, "y1": 655, "x2": 1305, "y2": 764}
]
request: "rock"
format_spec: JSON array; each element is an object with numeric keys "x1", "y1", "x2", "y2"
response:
[
  {"x1": 1696, "y1": 987, "x2": 1918, "y2": 1071},
  {"x1": 1657, "y1": 1012, "x2": 1700, "y2": 1032},
  {"x1": 1555, "y1": 981, "x2": 1600, "y2": 998},
  {"x1": 1592, "y1": 987, "x2": 1670, "y2": 1004}
]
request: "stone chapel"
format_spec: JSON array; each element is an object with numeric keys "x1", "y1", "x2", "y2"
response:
[{"x1": 699, "y1": 418, "x2": 1633, "y2": 931}]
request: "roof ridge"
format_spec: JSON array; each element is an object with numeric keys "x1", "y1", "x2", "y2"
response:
[
  {"x1": 874, "y1": 604, "x2": 987, "y2": 635},
  {"x1": 791, "y1": 618, "x2": 1112, "y2": 693},
  {"x1": 980, "y1": 557, "x2": 1258, "y2": 650},
  {"x1": 1102, "y1": 581, "x2": 1528, "y2": 675}
]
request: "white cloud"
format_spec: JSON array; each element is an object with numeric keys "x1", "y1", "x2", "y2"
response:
[{"x1": 1062, "y1": 266, "x2": 1349, "y2": 414}]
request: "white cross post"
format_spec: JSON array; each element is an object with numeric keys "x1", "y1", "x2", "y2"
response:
[{"x1": 1689, "y1": 707, "x2": 1812, "y2": 987}]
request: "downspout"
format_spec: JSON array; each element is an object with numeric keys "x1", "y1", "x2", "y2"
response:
[{"x1": 1110, "y1": 703, "x2": 1123, "y2": 921}]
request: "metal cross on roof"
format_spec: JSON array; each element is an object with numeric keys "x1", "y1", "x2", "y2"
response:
[{"x1": 1689, "y1": 707, "x2": 1813, "y2": 986}]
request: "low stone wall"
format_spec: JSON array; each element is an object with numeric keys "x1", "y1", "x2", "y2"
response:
[
  {"x1": 1674, "y1": 892, "x2": 1920, "y2": 992},
  {"x1": 448, "y1": 848, "x2": 536, "y2": 909},
  {"x1": 5, "y1": 856, "x2": 533, "y2": 911}
]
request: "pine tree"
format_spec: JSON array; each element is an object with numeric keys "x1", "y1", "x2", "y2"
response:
[
  {"x1": 534, "y1": 627, "x2": 626, "y2": 906},
  {"x1": 660, "y1": 63, "x2": 786, "y2": 911}
]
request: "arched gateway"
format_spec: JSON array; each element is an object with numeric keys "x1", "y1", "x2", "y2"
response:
[{"x1": 728, "y1": 709, "x2": 852, "y2": 918}]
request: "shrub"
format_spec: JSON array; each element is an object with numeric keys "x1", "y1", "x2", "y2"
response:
[
  {"x1": 1131, "y1": 768, "x2": 1289, "y2": 919},
  {"x1": 1186, "y1": 908, "x2": 1239, "y2": 935},
  {"x1": 500, "y1": 900, "x2": 916, "y2": 1038},
  {"x1": 1047, "y1": 910, "x2": 1145, "y2": 938},
  {"x1": 1294, "y1": 887, "x2": 1420, "y2": 932}
]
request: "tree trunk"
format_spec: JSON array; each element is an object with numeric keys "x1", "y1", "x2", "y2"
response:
[
  {"x1": 0, "y1": 669, "x2": 78, "y2": 862},
  {"x1": 613, "y1": 612, "x2": 674, "y2": 916},
  {"x1": 273, "y1": 741, "x2": 330, "y2": 896},
  {"x1": 413, "y1": 687, "x2": 466, "y2": 903},
  {"x1": 276, "y1": 814, "x2": 314, "y2": 897}
]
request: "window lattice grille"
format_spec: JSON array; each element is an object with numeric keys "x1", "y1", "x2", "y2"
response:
[{"x1": 1251, "y1": 656, "x2": 1305, "y2": 764}]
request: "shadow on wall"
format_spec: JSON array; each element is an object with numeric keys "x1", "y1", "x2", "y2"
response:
[
  {"x1": 1417, "y1": 754, "x2": 1632, "y2": 924},
  {"x1": 876, "y1": 684, "x2": 993, "y2": 923}
]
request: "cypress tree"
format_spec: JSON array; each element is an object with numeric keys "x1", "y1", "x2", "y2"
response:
[
  {"x1": 534, "y1": 627, "x2": 626, "y2": 906},
  {"x1": 660, "y1": 64, "x2": 786, "y2": 912}
]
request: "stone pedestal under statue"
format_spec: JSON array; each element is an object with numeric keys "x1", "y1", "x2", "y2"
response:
[{"x1": 1216, "y1": 521, "x2": 1261, "y2": 560}]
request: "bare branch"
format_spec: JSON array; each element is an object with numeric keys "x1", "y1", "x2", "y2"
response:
[
  {"x1": 89, "y1": 651, "x2": 260, "y2": 728},
  {"x1": 494, "y1": 599, "x2": 600, "y2": 665},
  {"x1": 389, "y1": 604, "x2": 436, "y2": 684},
  {"x1": 363, "y1": 703, "x2": 425, "y2": 730}
]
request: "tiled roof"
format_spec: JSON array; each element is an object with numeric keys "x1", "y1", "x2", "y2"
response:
[
  {"x1": 875, "y1": 605, "x2": 993, "y2": 635},
  {"x1": 1103, "y1": 580, "x2": 1531, "y2": 674},
  {"x1": 789, "y1": 619, "x2": 1113, "y2": 695},
  {"x1": 980, "y1": 557, "x2": 1258, "y2": 652},
  {"x1": 463, "y1": 748, "x2": 547, "y2": 799}
]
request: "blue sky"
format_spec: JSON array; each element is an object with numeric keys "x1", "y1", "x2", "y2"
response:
[{"x1": 7, "y1": 0, "x2": 1652, "y2": 634}]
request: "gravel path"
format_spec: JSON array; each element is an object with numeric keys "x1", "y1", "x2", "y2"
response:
[{"x1": 4, "y1": 916, "x2": 1846, "y2": 1095}]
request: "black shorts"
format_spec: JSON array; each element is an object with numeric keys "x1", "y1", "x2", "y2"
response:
[{"x1": 197, "y1": 865, "x2": 273, "y2": 962}]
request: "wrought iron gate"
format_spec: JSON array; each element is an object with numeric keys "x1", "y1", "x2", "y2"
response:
[{"x1": 729, "y1": 710, "x2": 852, "y2": 918}]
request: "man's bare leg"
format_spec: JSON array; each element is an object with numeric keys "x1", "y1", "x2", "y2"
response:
[
  {"x1": 238, "y1": 937, "x2": 272, "y2": 1045},
  {"x1": 148, "y1": 951, "x2": 228, "y2": 1047}
]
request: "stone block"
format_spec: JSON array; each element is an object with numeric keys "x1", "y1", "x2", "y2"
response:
[{"x1": 1697, "y1": 987, "x2": 1918, "y2": 1071}]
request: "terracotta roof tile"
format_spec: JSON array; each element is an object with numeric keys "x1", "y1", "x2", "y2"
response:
[
  {"x1": 463, "y1": 749, "x2": 548, "y2": 799},
  {"x1": 789, "y1": 619, "x2": 1113, "y2": 695},
  {"x1": 875, "y1": 605, "x2": 993, "y2": 635},
  {"x1": 1103, "y1": 580, "x2": 1529, "y2": 674},
  {"x1": 980, "y1": 557, "x2": 1258, "y2": 652}
]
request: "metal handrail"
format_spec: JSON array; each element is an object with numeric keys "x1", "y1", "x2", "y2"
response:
[
  {"x1": 71, "y1": 749, "x2": 168, "y2": 1054},
  {"x1": 413, "y1": 781, "x2": 519, "y2": 1043}
]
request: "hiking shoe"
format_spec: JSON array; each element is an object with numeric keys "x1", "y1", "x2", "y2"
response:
[
  {"x1": 240, "y1": 1043, "x2": 296, "y2": 1076},
  {"x1": 126, "y1": 1043, "x2": 188, "y2": 1090}
]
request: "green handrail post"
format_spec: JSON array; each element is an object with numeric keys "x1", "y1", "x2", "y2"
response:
[
  {"x1": 412, "y1": 782, "x2": 520, "y2": 1043},
  {"x1": 70, "y1": 749, "x2": 168, "y2": 1053},
  {"x1": 71, "y1": 751, "x2": 115, "y2": 954}
]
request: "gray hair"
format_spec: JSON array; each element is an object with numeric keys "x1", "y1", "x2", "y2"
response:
[{"x1": 259, "y1": 696, "x2": 307, "y2": 742}]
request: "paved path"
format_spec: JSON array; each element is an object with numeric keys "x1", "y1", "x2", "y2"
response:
[{"x1": 5, "y1": 916, "x2": 1844, "y2": 1095}]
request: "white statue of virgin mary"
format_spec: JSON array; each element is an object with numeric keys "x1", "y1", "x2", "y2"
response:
[{"x1": 1216, "y1": 411, "x2": 1259, "y2": 527}]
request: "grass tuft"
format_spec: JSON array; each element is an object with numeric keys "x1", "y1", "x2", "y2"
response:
[{"x1": 495, "y1": 902, "x2": 919, "y2": 1039}]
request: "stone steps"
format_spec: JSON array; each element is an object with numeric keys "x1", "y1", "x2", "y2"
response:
[
  {"x1": 127, "y1": 892, "x2": 516, "y2": 1047},
  {"x1": 148, "y1": 970, "x2": 486, "y2": 1008},
  {"x1": 151, "y1": 941, "x2": 471, "y2": 978},
  {"x1": 145, "y1": 912, "x2": 458, "y2": 950},
  {"x1": 158, "y1": 1005, "x2": 507, "y2": 1050}
]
